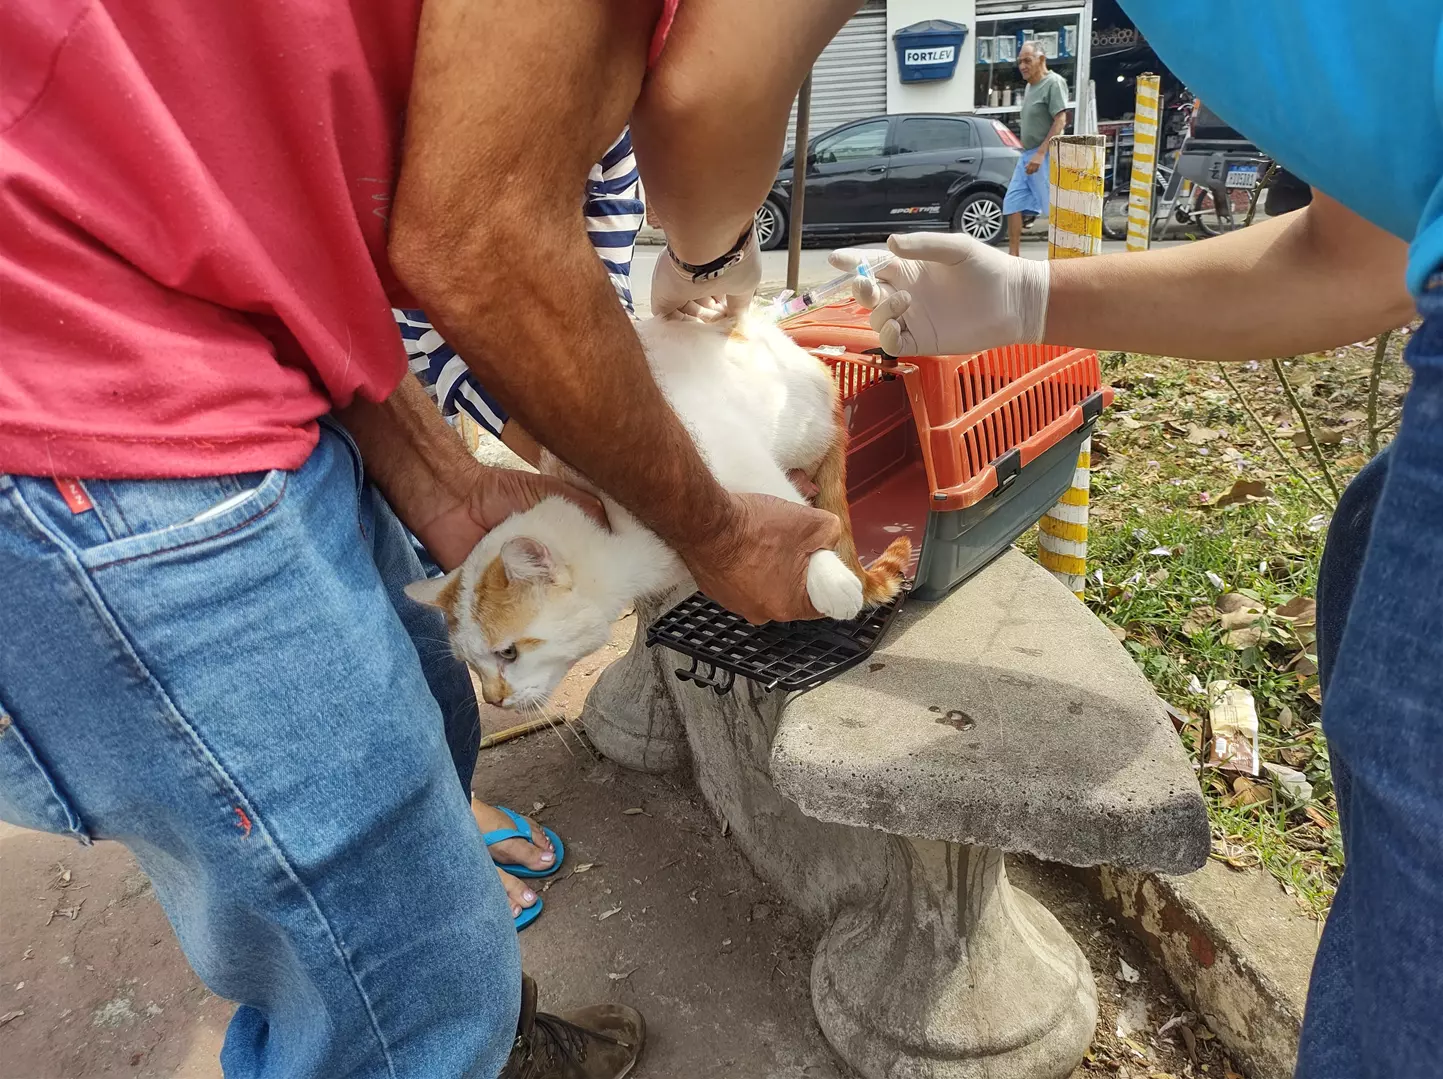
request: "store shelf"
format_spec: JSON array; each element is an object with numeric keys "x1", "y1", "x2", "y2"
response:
[
  {"x1": 980, "y1": 6, "x2": 1086, "y2": 21},
  {"x1": 974, "y1": 101, "x2": 1079, "y2": 115},
  {"x1": 976, "y1": 54, "x2": 1077, "y2": 65}
]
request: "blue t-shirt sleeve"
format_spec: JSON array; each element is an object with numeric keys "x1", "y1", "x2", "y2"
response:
[{"x1": 1120, "y1": 0, "x2": 1443, "y2": 292}]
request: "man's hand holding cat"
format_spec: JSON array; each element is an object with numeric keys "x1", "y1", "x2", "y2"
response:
[
  {"x1": 415, "y1": 466, "x2": 608, "y2": 574},
  {"x1": 686, "y1": 493, "x2": 841, "y2": 624}
]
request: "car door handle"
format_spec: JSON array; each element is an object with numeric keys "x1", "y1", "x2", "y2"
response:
[{"x1": 867, "y1": 165, "x2": 886, "y2": 173}]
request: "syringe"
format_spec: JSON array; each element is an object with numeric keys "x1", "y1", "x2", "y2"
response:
[{"x1": 765, "y1": 251, "x2": 895, "y2": 322}]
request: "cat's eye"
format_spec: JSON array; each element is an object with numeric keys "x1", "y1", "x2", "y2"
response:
[{"x1": 496, "y1": 644, "x2": 519, "y2": 663}]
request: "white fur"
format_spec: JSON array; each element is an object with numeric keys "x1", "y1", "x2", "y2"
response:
[{"x1": 431, "y1": 315, "x2": 859, "y2": 708}]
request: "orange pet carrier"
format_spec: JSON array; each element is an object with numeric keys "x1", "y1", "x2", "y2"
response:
[{"x1": 782, "y1": 298, "x2": 1112, "y2": 600}]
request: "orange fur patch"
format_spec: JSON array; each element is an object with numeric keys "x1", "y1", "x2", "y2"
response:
[
  {"x1": 862, "y1": 537, "x2": 912, "y2": 605},
  {"x1": 472, "y1": 556, "x2": 541, "y2": 642}
]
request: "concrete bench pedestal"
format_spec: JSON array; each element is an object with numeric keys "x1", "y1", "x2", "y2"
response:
[{"x1": 582, "y1": 550, "x2": 1210, "y2": 1077}]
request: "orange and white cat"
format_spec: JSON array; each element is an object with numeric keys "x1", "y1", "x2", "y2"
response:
[{"x1": 406, "y1": 314, "x2": 910, "y2": 709}]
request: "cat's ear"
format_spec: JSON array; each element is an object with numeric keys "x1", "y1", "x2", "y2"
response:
[
  {"x1": 499, "y1": 536, "x2": 557, "y2": 583},
  {"x1": 404, "y1": 568, "x2": 462, "y2": 609}
]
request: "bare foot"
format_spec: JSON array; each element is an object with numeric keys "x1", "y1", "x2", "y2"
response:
[
  {"x1": 497, "y1": 868, "x2": 539, "y2": 920},
  {"x1": 472, "y1": 797, "x2": 556, "y2": 874}
]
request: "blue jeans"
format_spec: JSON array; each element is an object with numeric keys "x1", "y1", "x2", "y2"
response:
[
  {"x1": 1299, "y1": 284, "x2": 1443, "y2": 1076},
  {"x1": 0, "y1": 426, "x2": 520, "y2": 1077}
]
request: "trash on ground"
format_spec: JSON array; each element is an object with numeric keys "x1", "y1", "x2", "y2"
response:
[{"x1": 1206, "y1": 681, "x2": 1259, "y2": 774}]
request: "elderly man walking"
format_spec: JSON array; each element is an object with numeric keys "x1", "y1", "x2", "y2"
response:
[{"x1": 1004, "y1": 41, "x2": 1070, "y2": 255}]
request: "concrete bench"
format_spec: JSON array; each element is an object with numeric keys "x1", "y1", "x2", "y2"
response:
[{"x1": 583, "y1": 548, "x2": 1209, "y2": 1077}]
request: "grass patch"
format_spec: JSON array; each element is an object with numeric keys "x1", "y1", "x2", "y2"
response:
[{"x1": 1050, "y1": 335, "x2": 1413, "y2": 916}]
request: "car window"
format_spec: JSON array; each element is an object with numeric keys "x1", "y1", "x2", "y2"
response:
[
  {"x1": 814, "y1": 120, "x2": 889, "y2": 164},
  {"x1": 895, "y1": 118, "x2": 973, "y2": 154}
]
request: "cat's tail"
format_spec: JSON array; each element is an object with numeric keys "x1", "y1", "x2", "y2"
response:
[
  {"x1": 808, "y1": 430, "x2": 913, "y2": 607},
  {"x1": 858, "y1": 536, "x2": 912, "y2": 605}
]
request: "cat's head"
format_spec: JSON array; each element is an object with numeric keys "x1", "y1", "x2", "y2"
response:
[{"x1": 404, "y1": 500, "x2": 613, "y2": 709}]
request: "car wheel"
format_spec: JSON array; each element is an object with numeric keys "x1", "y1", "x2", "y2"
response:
[
  {"x1": 951, "y1": 191, "x2": 1004, "y2": 244},
  {"x1": 755, "y1": 199, "x2": 787, "y2": 251}
]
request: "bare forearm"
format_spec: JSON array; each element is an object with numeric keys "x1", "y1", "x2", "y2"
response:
[
  {"x1": 391, "y1": 0, "x2": 735, "y2": 557},
  {"x1": 1044, "y1": 194, "x2": 1414, "y2": 361},
  {"x1": 1040, "y1": 114, "x2": 1066, "y2": 159},
  {"x1": 335, "y1": 374, "x2": 479, "y2": 536},
  {"x1": 400, "y1": 218, "x2": 734, "y2": 555},
  {"x1": 631, "y1": 0, "x2": 859, "y2": 262}
]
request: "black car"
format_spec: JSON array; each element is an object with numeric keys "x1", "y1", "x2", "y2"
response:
[{"x1": 756, "y1": 112, "x2": 1023, "y2": 250}]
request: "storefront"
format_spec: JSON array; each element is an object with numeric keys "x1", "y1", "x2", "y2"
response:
[
  {"x1": 781, "y1": 0, "x2": 1181, "y2": 148},
  {"x1": 972, "y1": 0, "x2": 1093, "y2": 132}
]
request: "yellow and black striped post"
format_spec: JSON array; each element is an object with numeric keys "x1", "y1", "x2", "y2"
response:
[
  {"x1": 1039, "y1": 134, "x2": 1105, "y2": 598},
  {"x1": 1124, "y1": 74, "x2": 1162, "y2": 252}
]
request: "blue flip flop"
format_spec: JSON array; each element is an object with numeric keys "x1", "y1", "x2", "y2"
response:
[
  {"x1": 484, "y1": 806, "x2": 565, "y2": 879},
  {"x1": 514, "y1": 897, "x2": 543, "y2": 932}
]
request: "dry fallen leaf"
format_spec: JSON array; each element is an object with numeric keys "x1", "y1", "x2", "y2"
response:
[
  {"x1": 1224, "y1": 626, "x2": 1264, "y2": 649},
  {"x1": 1305, "y1": 805, "x2": 1332, "y2": 829},
  {"x1": 621, "y1": 807, "x2": 647, "y2": 816},
  {"x1": 1180, "y1": 608, "x2": 1212, "y2": 636},
  {"x1": 1273, "y1": 596, "x2": 1317, "y2": 623},
  {"x1": 597, "y1": 904, "x2": 622, "y2": 921},
  {"x1": 1218, "y1": 606, "x2": 1265, "y2": 631},
  {"x1": 1212, "y1": 478, "x2": 1273, "y2": 509},
  {"x1": 1230, "y1": 777, "x2": 1272, "y2": 807},
  {"x1": 570, "y1": 862, "x2": 596, "y2": 876},
  {"x1": 1118, "y1": 958, "x2": 1140, "y2": 983},
  {"x1": 0, "y1": 1010, "x2": 22, "y2": 1028},
  {"x1": 1185, "y1": 425, "x2": 1221, "y2": 444},
  {"x1": 1215, "y1": 593, "x2": 1254, "y2": 614},
  {"x1": 608, "y1": 967, "x2": 638, "y2": 981},
  {"x1": 1289, "y1": 651, "x2": 1319, "y2": 677}
]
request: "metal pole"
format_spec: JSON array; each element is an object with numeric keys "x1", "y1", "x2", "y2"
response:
[
  {"x1": 1039, "y1": 133, "x2": 1105, "y2": 599},
  {"x1": 786, "y1": 74, "x2": 812, "y2": 294}
]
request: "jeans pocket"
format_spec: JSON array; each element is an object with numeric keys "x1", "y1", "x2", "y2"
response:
[
  {"x1": 0, "y1": 695, "x2": 88, "y2": 840},
  {"x1": 10, "y1": 469, "x2": 289, "y2": 571}
]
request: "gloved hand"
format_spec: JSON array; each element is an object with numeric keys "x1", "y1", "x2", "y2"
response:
[
  {"x1": 650, "y1": 225, "x2": 762, "y2": 322},
  {"x1": 829, "y1": 232, "x2": 1050, "y2": 356}
]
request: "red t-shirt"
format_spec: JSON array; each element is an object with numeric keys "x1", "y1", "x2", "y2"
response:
[{"x1": 0, "y1": 1, "x2": 678, "y2": 480}]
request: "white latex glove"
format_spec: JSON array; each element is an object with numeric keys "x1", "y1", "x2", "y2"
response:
[
  {"x1": 650, "y1": 227, "x2": 762, "y2": 322},
  {"x1": 829, "y1": 233, "x2": 1050, "y2": 356}
]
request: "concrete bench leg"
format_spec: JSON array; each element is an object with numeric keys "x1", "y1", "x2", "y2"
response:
[
  {"x1": 579, "y1": 592, "x2": 690, "y2": 774},
  {"x1": 657, "y1": 666, "x2": 1097, "y2": 1078},
  {"x1": 812, "y1": 839, "x2": 1098, "y2": 1078},
  {"x1": 586, "y1": 596, "x2": 1099, "y2": 1077}
]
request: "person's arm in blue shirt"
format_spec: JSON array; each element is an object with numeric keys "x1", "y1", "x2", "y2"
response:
[
  {"x1": 841, "y1": 189, "x2": 1413, "y2": 364},
  {"x1": 1043, "y1": 190, "x2": 1414, "y2": 359}
]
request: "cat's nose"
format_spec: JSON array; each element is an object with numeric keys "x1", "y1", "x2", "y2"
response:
[{"x1": 480, "y1": 674, "x2": 509, "y2": 706}]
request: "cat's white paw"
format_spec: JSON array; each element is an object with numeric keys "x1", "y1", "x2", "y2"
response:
[{"x1": 805, "y1": 550, "x2": 865, "y2": 621}]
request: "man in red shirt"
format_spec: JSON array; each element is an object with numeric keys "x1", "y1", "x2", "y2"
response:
[{"x1": 0, "y1": 1, "x2": 862, "y2": 1075}]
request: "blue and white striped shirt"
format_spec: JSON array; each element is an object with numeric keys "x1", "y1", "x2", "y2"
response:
[{"x1": 395, "y1": 128, "x2": 645, "y2": 437}]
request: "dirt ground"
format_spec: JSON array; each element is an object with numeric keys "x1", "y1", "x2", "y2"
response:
[{"x1": 0, "y1": 615, "x2": 1237, "y2": 1079}]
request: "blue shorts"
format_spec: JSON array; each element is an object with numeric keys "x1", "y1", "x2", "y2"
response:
[{"x1": 1002, "y1": 152, "x2": 1050, "y2": 217}]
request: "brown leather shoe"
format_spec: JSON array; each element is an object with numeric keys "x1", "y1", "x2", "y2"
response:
[{"x1": 500, "y1": 974, "x2": 644, "y2": 1078}]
